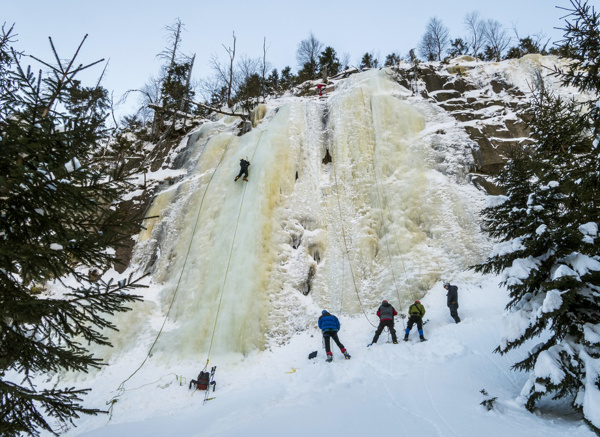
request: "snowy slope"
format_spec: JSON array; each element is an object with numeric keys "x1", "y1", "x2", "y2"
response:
[
  {"x1": 66, "y1": 277, "x2": 593, "y2": 437},
  {"x1": 35, "y1": 58, "x2": 595, "y2": 436}
]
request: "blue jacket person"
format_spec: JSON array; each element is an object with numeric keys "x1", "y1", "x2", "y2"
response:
[{"x1": 318, "y1": 310, "x2": 350, "y2": 362}]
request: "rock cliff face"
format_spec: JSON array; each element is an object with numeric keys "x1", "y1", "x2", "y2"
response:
[{"x1": 392, "y1": 55, "x2": 564, "y2": 192}]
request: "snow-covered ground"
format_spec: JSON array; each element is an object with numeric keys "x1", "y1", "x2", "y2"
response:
[
  {"x1": 65, "y1": 275, "x2": 593, "y2": 437},
  {"x1": 33, "y1": 58, "x2": 595, "y2": 436}
]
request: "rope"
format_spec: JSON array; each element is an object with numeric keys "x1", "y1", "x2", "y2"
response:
[
  {"x1": 109, "y1": 134, "x2": 236, "y2": 411},
  {"x1": 358, "y1": 87, "x2": 409, "y2": 329},
  {"x1": 307, "y1": 101, "x2": 346, "y2": 317},
  {"x1": 329, "y1": 127, "x2": 377, "y2": 328},
  {"x1": 203, "y1": 129, "x2": 265, "y2": 365}
]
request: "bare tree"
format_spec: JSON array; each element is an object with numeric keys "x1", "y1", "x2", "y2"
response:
[
  {"x1": 261, "y1": 37, "x2": 270, "y2": 102},
  {"x1": 511, "y1": 26, "x2": 551, "y2": 54},
  {"x1": 296, "y1": 32, "x2": 324, "y2": 80},
  {"x1": 157, "y1": 18, "x2": 186, "y2": 70},
  {"x1": 137, "y1": 75, "x2": 162, "y2": 123},
  {"x1": 149, "y1": 18, "x2": 195, "y2": 139},
  {"x1": 341, "y1": 52, "x2": 351, "y2": 71},
  {"x1": 483, "y1": 19, "x2": 511, "y2": 61},
  {"x1": 464, "y1": 11, "x2": 487, "y2": 57},
  {"x1": 199, "y1": 75, "x2": 227, "y2": 107},
  {"x1": 418, "y1": 17, "x2": 450, "y2": 61},
  {"x1": 236, "y1": 55, "x2": 260, "y2": 86},
  {"x1": 209, "y1": 32, "x2": 237, "y2": 108}
]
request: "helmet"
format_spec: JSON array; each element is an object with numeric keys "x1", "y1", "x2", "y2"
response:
[
  {"x1": 415, "y1": 300, "x2": 421, "y2": 304},
  {"x1": 444, "y1": 282, "x2": 450, "y2": 288},
  {"x1": 382, "y1": 300, "x2": 388, "y2": 303},
  {"x1": 322, "y1": 310, "x2": 328, "y2": 315}
]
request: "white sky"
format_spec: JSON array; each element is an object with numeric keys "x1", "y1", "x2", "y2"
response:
[{"x1": 3, "y1": 0, "x2": 571, "y2": 116}]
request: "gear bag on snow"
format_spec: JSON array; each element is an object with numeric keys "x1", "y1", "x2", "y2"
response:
[
  {"x1": 190, "y1": 371, "x2": 210, "y2": 390},
  {"x1": 308, "y1": 351, "x2": 318, "y2": 359}
]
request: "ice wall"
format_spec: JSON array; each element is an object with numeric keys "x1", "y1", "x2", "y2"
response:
[{"x1": 125, "y1": 68, "x2": 489, "y2": 361}]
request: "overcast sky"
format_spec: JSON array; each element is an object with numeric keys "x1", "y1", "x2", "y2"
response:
[{"x1": 3, "y1": 0, "x2": 572, "y2": 117}]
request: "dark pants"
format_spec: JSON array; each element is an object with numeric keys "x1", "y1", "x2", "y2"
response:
[
  {"x1": 449, "y1": 304, "x2": 461, "y2": 323},
  {"x1": 406, "y1": 315, "x2": 423, "y2": 331},
  {"x1": 323, "y1": 331, "x2": 345, "y2": 354},
  {"x1": 236, "y1": 167, "x2": 249, "y2": 178},
  {"x1": 372, "y1": 319, "x2": 397, "y2": 343}
]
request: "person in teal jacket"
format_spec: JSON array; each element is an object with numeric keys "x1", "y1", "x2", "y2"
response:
[{"x1": 318, "y1": 310, "x2": 351, "y2": 362}]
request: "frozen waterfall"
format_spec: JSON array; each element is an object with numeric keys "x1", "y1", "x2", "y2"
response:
[{"x1": 125, "y1": 68, "x2": 488, "y2": 362}]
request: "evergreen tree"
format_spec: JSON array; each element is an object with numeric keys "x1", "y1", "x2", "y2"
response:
[
  {"x1": 280, "y1": 66, "x2": 296, "y2": 91},
  {"x1": 160, "y1": 61, "x2": 194, "y2": 114},
  {"x1": 505, "y1": 36, "x2": 547, "y2": 59},
  {"x1": 473, "y1": 1, "x2": 600, "y2": 430},
  {"x1": 360, "y1": 52, "x2": 378, "y2": 69},
  {"x1": 265, "y1": 68, "x2": 280, "y2": 96},
  {"x1": 384, "y1": 52, "x2": 402, "y2": 67},
  {"x1": 234, "y1": 72, "x2": 262, "y2": 112},
  {"x1": 448, "y1": 38, "x2": 468, "y2": 58},
  {"x1": 318, "y1": 46, "x2": 341, "y2": 77},
  {"x1": 0, "y1": 24, "x2": 16, "y2": 93},
  {"x1": 0, "y1": 35, "x2": 146, "y2": 436},
  {"x1": 297, "y1": 60, "x2": 318, "y2": 83},
  {"x1": 482, "y1": 45, "x2": 497, "y2": 62}
]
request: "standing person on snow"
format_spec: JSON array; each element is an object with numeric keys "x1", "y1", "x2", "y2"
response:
[
  {"x1": 444, "y1": 282, "x2": 461, "y2": 323},
  {"x1": 318, "y1": 310, "x2": 351, "y2": 362},
  {"x1": 369, "y1": 300, "x2": 398, "y2": 345},
  {"x1": 404, "y1": 300, "x2": 427, "y2": 342},
  {"x1": 234, "y1": 157, "x2": 250, "y2": 182}
]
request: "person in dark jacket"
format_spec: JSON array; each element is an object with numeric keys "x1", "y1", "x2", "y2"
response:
[
  {"x1": 369, "y1": 300, "x2": 398, "y2": 345},
  {"x1": 444, "y1": 282, "x2": 461, "y2": 323},
  {"x1": 404, "y1": 300, "x2": 427, "y2": 342},
  {"x1": 318, "y1": 310, "x2": 350, "y2": 362},
  {"x1": 234, "y1": 158, "x2": 250, "y2": 182}
]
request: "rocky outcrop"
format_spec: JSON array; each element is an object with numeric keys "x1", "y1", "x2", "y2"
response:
[{"x1": 396, "y1": 57, "x2": 542, "y2": 185}]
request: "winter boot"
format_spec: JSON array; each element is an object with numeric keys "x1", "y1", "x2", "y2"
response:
[
  {"x1": 234, "y1": 176, "x2": 239, "y2": 181},
  {"x1": 243, "y1": 177, "x2": 248, "y2": 182},
  {"x1": 420, "y1": 336, "x2": 427, "y2": 342},
  {"x1": 343, "y1": 351, "x2": 351, "y2": 359},
  {"x1": 326, "y1": 352, "x2": 333, "y2": 363}
]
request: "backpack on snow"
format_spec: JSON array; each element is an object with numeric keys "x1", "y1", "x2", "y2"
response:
[{"x1": 189, "y1": 371, "x2": 210, "y2": 390}]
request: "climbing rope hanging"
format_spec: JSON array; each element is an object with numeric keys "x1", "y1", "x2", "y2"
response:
[
  {"x1": 329, "y1": 131, "x2": 377, "y2": 328},
  {"x1": 358, "y1": 87, "x2": 411, "y2": 328},
  {"x1": 307, "y1": 101, "x2": 348, "y2": 318},
  {"x1": 109, "y1": 134, "x2": 236, "y2": 411},
  {"x1": 202, "y1": 128, "x2": 265, "y2": 368}
]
